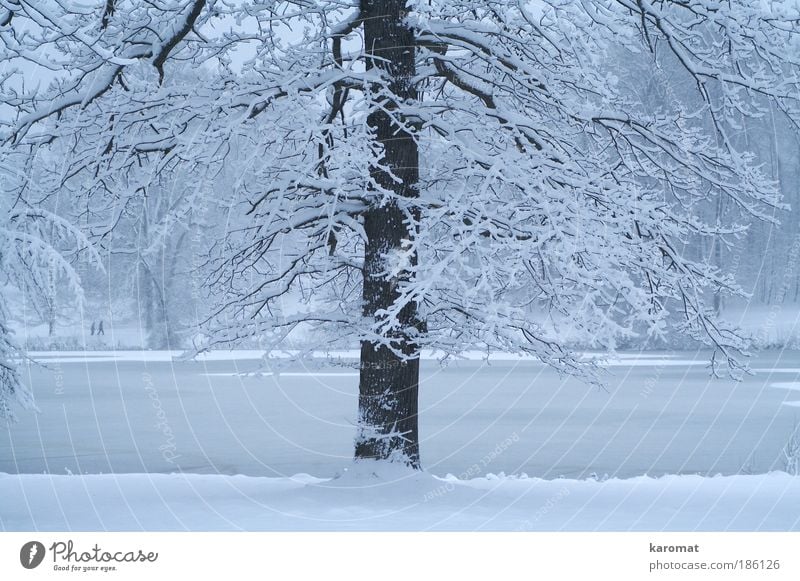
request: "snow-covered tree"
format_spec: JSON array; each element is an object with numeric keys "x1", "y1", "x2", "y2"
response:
[
  {"x1": 3, "y1": 0, "x2": 800, "y2": 464},
  {"x1": 0, "y1": 183, "x2": 90, "y2": 420}
]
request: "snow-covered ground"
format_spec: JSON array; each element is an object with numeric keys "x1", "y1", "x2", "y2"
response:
[
  {"x1": 2, "y1": 466, "x2": 798, "y2": 531},
  {"x1": 2, "y1": 349, "x2": 800, "y2": 530}
]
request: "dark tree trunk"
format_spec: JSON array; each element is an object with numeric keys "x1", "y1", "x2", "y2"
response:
[{"x1": 354, "y1": 0, "x2": 422, "y2": 468}]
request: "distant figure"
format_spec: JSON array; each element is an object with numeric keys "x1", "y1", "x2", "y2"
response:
[
  {"x1": 97, "y1": 320, "x2": 105, "y2": 336},
  {"x1": 90, "y1": 321, "x2": 96, "y2": 336}
]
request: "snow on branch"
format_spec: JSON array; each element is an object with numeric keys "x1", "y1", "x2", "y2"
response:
[{"x1": 4, "y1": 0, "x2": 800, "y2": 382}]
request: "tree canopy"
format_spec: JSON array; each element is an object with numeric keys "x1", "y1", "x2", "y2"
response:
[{"x1": 3, "y1": 0, "x2": 800, "y2": 462}]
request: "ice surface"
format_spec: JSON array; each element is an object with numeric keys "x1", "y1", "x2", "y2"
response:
[{"x1": 2, "y1": 350, "x2": 799, "y2": 480}]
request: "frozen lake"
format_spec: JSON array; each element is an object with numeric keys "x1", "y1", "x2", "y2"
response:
[{"x1": 2, "y1": 350, "x2": 800, "y2": 479}]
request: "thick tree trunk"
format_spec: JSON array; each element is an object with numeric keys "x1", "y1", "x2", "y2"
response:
[{"x1": 354, "y1": 0, "x2": 422, "y2": 468}]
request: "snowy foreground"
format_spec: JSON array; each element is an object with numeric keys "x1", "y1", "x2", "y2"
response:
[{"x1": 2, "y1": 465, "x2": 798, "y2": 531}]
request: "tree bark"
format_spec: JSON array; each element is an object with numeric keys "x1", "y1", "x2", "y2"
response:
[{"x1": 354, "y1": 0, "x2": 422, "y2": 468}]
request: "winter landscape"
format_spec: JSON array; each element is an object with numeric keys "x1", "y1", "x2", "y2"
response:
[{"x1": 2, "y1": 0, "x2": 800, "y2": 532}]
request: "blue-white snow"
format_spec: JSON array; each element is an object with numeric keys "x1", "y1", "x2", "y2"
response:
[
  {"x1": 2, "y1": 469, "x2": 798, "y2": 531},
  {"x1": 2, "y1": 349, "x2": 799, "y2": 530}
]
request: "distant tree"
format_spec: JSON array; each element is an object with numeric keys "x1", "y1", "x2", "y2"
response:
[
  {"x1": 102, "y1": 177, "x2": 198, "y2": 349},
  {"x1": 3, "y1": 1, "x2": 800, "y2": 464}
]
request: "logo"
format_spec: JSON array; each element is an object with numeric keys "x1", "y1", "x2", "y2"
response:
[{"x1": 20, "y1": 541, "x2": 46, "y2": 569}]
